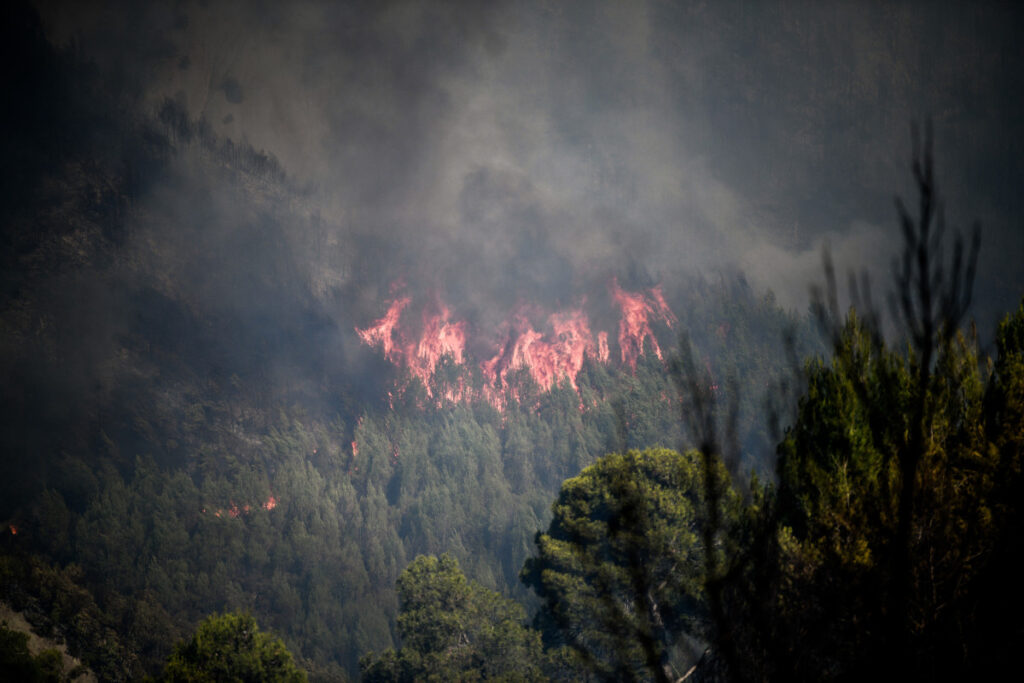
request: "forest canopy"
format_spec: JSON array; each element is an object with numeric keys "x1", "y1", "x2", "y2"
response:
[{"x1": 3, "y1": 1, "x2": 1024, "y2": 681}]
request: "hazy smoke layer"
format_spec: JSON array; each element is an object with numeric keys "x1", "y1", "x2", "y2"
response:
[{"x1": 35, "y1": 0, "x2": 1024, "y2": 336}]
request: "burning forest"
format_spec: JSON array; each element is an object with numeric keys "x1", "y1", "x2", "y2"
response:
[
  {"x1": 355, "y1": 278, "x2": 677, "y2": 407},
  {"x1": 5, "y1": 1, "x2": 1024, "y2": 681}
]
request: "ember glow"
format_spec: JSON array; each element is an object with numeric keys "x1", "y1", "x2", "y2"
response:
[
  {"x1": 203, "y1": 495, "x2": 278, "y2": 518},
  {"x1": 356, "y1": 280, "x2": 675, "y2": 406}
]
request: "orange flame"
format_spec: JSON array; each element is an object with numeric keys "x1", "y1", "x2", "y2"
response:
[
  {"x1": 610, "y1": 277, "x2": 675, "y2": 370},
  {"x1": 8, "y1": 525, "x2": 17, "y2": 535},
  {"x1": 263, "y1": 495, "x2": 278, "y2": 511},
  {"x1": 648, "y1": 286, "x2": 677, "y2": 327},
  {"x1": 356, "y1": 297, "x2": 468, "y2": 398},
  {"x1": 481, "y1": 309, "x2": 596, "y2": 393},
  {"x1": 356, "y1": 297, "x2": 410, "y2": 362},
  {"x1": 410, "y1": 303, "x2": 467, "y2": 390},
  {"x1": 356, "y1": 279, "x2": 675, "y2": 406}
]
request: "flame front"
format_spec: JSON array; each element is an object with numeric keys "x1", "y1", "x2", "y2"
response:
[
  {"x1": 356, "y1": 298, "x2": 467, "y2": 398},
  {"x1": 355, "y1": 297, "x2": 410, "y2": 362},
  {"x1": 412, "y1": 304, "x2": 467, "y2": 389},
  {"x1": 610, "y1": 277, "x2": 675, "y2": 370},
  {"x1": 356, "y1": 279, "x2": 674, "y2": 407},
  {"x1": 481, "y1": 309, "x2": 596, "y2": 393}
]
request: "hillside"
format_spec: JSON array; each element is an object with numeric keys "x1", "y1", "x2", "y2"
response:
[{"x1": 0, "y1": 5, "x2": 815, "y2": 679}]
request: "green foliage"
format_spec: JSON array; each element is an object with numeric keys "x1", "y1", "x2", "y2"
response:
[
  {"x1": 714, "y1": 301, "x2": 1024, "y2": 679},
  {"x1": 0, "y1": 622, "x2": 65, "y2": 683},
  {"x1": 161, "y1": 612, "x2": 306, "y2": 683},
  {"x1": 522, "y1": 448, "x2": 736, "y2": 680},
  {"x1": 0, "y1": 13, "x2": 813, "y2": 679},
  {"x1": 0, "y1": 553, "x2": 133, "y2": 680},
  {"x1": 777, "y1": 312, "x2": 905, "y2": 568},
  {"x1": 360, "y1": 554, "x2": 544, "y2": 682}
]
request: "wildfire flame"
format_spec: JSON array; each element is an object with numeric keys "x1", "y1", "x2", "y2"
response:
[
  {"x1": 610, "y1": 278, "x2": 676, "y2": 370},
  {"x1": 356, "y1": 299, "x2": 467, "y2": 397},
  {"x1": 481, "y1": 309, "x2": 595, "y2": 393},
  {"x1": 356, "y1": 297, "x2": 409, "y2": 361},
  {"x1": 356, "y1": 279, "x2": 675, "y2": 406},
  {"x1": 203, "y1": 495, "x2": 278, "y2": 518}
]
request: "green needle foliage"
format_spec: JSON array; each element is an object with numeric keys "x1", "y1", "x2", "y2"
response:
[
  {"x1": 715, "y1": 302, "x2": 1024, "y2": 681},
  {"x1": 0, "y1": 622, "x2": 66, "y2": 683},
  {"x1": 522, "y1": 448, "x2": 738, "y2": 681},
  {"x1": 360, "y1": 554, "x2": 545, "y2": 682},
  {"x1": 160, "y1": 612, "x2": 306, "y2": 683}
]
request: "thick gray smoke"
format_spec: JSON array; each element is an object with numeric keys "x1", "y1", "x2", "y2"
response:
[{"x1": 35, "y1": 0, "x2": 1024, "y2": 338}]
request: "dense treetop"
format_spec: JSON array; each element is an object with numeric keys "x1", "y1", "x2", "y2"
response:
[
  {"x1": 3, "y1": 2, "x2": 1023, "y2": 681},
  {"x1": 160, "y1": 612, "x2": 306, "y2": 683}
]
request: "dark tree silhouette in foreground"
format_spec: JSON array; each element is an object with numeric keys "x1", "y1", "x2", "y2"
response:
[
  {"x1": 672, "y1": 126, "x2": 1024, "y2": 683},
  {"x1": 520, "y1": 127, "x2": 1021, "y2": 683}
]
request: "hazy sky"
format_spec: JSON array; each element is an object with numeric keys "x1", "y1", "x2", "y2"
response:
[{"x1": 36, "y1": 0, "x2": 1024, "y2": 338}]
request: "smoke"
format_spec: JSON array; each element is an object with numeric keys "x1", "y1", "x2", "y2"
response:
[{"x1": 28, "y1": 0, "x2": 1024, "y2": 349}]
